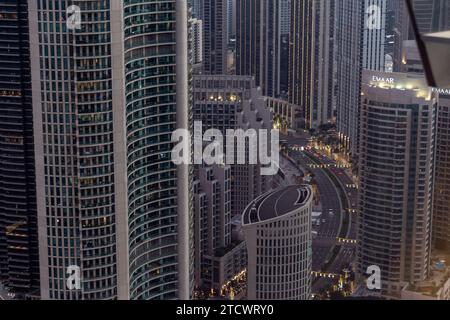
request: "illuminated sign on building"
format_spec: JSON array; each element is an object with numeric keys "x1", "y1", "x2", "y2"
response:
[
  {"x1": 432, "y1": 88, "x2": 450, "y2": 95},
  {"x1": 372, "y1": 76, "x2": 395, "y2": 84}
]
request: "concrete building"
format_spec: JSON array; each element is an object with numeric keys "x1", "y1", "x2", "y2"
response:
[
  {"x1": 193, "y1": 164, "x2": 232, "y2": 288},
  {"x1": 242, "y1": 185, "x2": 313, "y2": 300},
  {"x1": 193, "y1": 164, "x2": 247, "y2": 291},
  {"x1": 433, "y1": 91, "x2": 450, "y2": 250},
  {"x1": 265, "y1": 97, "x2": 303, "y2": 132},
  {"x1": 190, "y1": 18, "x2": 204, "y2": 65},
  {"x1": 0, "y1": 0, "x2": 39, "y2": 297},
  {"x1": 28, "y1": 0, "x2": 192, "y2": 300},
  {"x1": 358, "y1": 70, "x2": 437, "y2": 297},
  {"x1": 401, "y1": 255, "x2": 450, "y2": 300},
  {"x1": 192, "y1": 74, "x2": 273, "y2": 217}
]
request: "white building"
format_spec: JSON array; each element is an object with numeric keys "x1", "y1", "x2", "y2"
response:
[
  {"x1": 242, "y1": 185, "x2": 313, "y2": 300},
  {"x1": 190, "y1": 18, "x2": 204, "y2": 65}
]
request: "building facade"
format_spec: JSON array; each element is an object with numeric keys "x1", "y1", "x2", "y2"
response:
[
  {"x1": 235, "y1": 0, "x2": 282, "y2": 97},
  {"x1": 242, "y1": 185, "x2": 313, "y2": 300},
  {"x1": 363, "y1": 0, "x2": 387, "y2": 71},
  {"x1": 0, "y1": 0, "x2": 39, "y2": 296},
  {"x1": 193, "y1": 164, "x2": 247, "y2": 291},
  {"x1": 433, "y1": 91, "x2": 450, "y2": 250},
  {"x1": 358, "y1": 70, "x2": 437, "y2": 297},
  {"x1": 192, "y1": 74, "x2": 272, "y2": 217},
  {"x1": 411, "y1": 0, "x2": 450, "y2": 34},
  {"x1": 202, "y1": 0, "x2": 228, "y2": 75},
  {"x1": 289, "y1": 0, "x2": 335, "y2": 129},
  {"x1": 28, "y1": 0, "x2": 192, "y2": 300},
  {"x1": 335, "y1": 0, "x2": 364, "y2": 157},
  {"x1": 190, "y1": 18, "x2": 204, "y2": 65}
]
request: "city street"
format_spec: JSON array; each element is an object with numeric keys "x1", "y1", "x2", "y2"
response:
[{"x1": 282, "y1": 133, "x2": 358, "y2": 294}]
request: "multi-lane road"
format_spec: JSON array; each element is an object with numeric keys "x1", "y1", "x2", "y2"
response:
[{"x1": 283, "y1": 133, "x2": 358, "y2": 294}]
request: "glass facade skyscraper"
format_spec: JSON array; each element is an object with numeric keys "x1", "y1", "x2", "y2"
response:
[
  {"x1": 235, "y1": 0, "x2": 282, "y2": 97},
  {"x1": 28, "y1": 0, "x2": 191, "y2": 300},
  {"x1": 289, "y1": 0, "x2": 335, "y2": 129},
  {"x1": 0, "y1": 0, "x2": 40, "y2": 297},
  {"x1": 335, "y1": 0, "x2": 363, "y2": 156}
]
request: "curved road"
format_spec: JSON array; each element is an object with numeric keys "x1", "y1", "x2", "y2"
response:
[{"x1": 283, "y1": 134, "x2": 358, "y2": 294}]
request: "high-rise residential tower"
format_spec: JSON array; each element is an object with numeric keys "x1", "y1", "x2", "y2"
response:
[
  {"x1": 235, "y1": 0, "x2": 282, "y2": 97},
  {"x1": 358, "y1": 70, "x2": 437, "y2": 297},
  {"x1": 392, "y1": 0, "x2": 410, "y2": 72},
  {"x1": 192, "y1": 74, "x2": 273, "y2": 217},
  {"x1": 363, "y1": 0, "x2": 387, "y2": 71},
  {"x1": 0, "y1": 0, "x2": 39, "y2": 297},
  {"x1": 203, "y1": 0, "x2": 228, "y2": 74},
  {"x1": 193, "y1": 164, "x2": 246, "y2": 292},
  {"x1": 433, "y1": 91, "x2": 450, "y2": 250},
  {"x1": 242, "y1": 185, "x2": 313, "y2": 300},
  {"x1": 28, "y1": 0, "x2": 192, "y2": 300},
  {"x1": 335, "y1": 0, "x2": 364, "y2": 156},
  {"x1": 411, "y1": 0, "x2": 450, "y2": 34},
  {"x1": 279, "y1": 0, "x2": 291, "y2": 36},
  {"x1": 227, "y1": 0, "x2": 236, "y2": 43},
  {"x1": 190, "y1": 18, "x2": 204, "y2": 65},
  {"x1": 289, "y1": 0, "x2": 335, "y2": 129},
  {"x1": 191, "y1": 0, "x2": 202, "y2": 19}
]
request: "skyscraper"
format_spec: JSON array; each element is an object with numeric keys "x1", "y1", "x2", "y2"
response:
[
  {"x1": 203, "y1": 0, "x2": 228, "y2": 74},
  {"x1": 392, "y1": 0, "x2": 410, "y2": 72},
  {"x1": 289, "y1": 0, "x2": 335, "y2": 129},
  {"x1": 193, "y1": 164, "x2": 247, "y2": 292},
  {"x1": 242, "y1": 185, "x2": 313, "y2": 300},
  {"x1": 358, "y1": 70, "x2": 437, "y2": 297},
  {"x1": 411, "y1": 0, "x2": 450, "y2": 34},
  {"x1": 279, "y1": 0, "x2": 291, "y2": 36},
  {"x1": 432, "y1": 91, "x2": 450, "y2": 250},
  {"x1": 190, "y1": 18, "x2": 204, "y2": 65},
  {"x1": 0, "y1": 0, "x2": 39, "y2": 297},
  {"x1": 335, "y1": 0, "x2": 364, "y2": 156},
  {"x1": 192, "y1": 74, "x2": 272, "y2": 217},
  {"x1": 190, "y1": 0, "x2": 202, "y2": 19},
  {"x1": 28, "y1": 0, "x2": 192, "y2": 300},
  {"x1": 363, "y1": 0, "x2": 387, "y2": 71},
  {"x1": 235, "y1": 0, "x2": 282, "y2": 97},
  {"x1": 227, "y1": 0, "x2": 236, "y2": 43}
]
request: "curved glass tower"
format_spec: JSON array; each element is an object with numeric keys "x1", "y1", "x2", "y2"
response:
[
  {"x1": 29, "y1": 0, "x2": 191, "y2": 300},
  {"x1": 124, "y1": 0, "x2": 189, "y2": 300}
]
